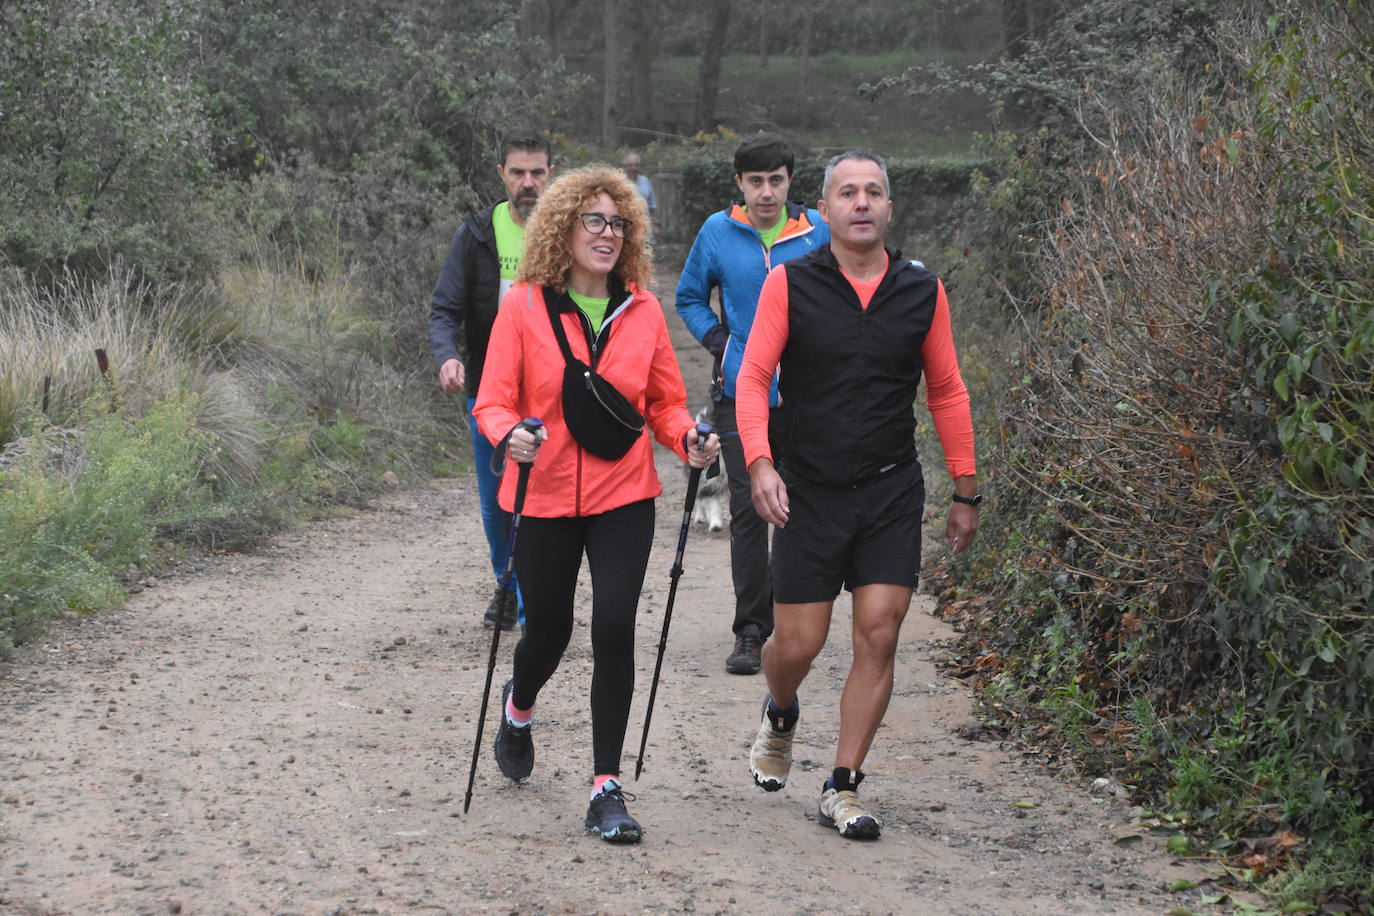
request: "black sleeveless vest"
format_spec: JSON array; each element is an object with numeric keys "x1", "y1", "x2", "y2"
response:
[{"x1": 777, "y1": 245, "x2": 939, "y2": 487}]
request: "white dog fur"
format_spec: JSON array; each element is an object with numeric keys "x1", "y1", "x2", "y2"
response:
[{"x1": 688, "y1": 404, "x2": 730, "y2": 532}]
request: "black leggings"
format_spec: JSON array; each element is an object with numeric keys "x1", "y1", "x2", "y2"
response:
[{"x1": 510, "y1": 498, "x2": 655, "y2": 776}]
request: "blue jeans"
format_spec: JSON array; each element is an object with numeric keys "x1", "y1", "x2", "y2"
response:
[{"x1": 468, "y1": 397, "x2": 523, "y2": 616}]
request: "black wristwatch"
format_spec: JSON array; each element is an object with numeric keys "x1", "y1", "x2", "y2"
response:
[{"x1": 951, "y1": 492, "x2": 984, "y2": 507}]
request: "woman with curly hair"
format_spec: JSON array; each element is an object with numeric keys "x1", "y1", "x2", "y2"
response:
[{"x1": 474, "y1": 165, "x2": 720, "y2": 842}]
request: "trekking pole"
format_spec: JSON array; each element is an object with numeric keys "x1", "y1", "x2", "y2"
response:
[
  {"x1": 635, "y1": 422, "x2": 716, "y2": 781},
  {"x1": 464, "y1": 417, "x2": 542, "y2": 815}
]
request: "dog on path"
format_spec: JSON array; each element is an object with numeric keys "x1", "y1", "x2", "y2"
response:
[{"x1": 688, "y1": 404, "x2": 729, "y2": 532}]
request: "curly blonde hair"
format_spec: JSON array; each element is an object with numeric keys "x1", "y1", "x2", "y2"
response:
[{"x1": 517, "y1": 165, "x2": 652, "y2": 292}]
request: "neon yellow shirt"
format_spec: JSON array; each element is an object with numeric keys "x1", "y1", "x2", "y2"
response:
[
  {"x1": 569, "y1": 291, "x2": 611, "y2": 336},
  {"x1": 746, "y1": 208, "x2": 786, "y2": 250},
  {"x1": 492, "y1": 202, "x2": 524, "y2": 301}
]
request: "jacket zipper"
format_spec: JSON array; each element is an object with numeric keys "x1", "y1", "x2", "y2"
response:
[
  {"x1": 566, "y1": 292, "x2": 635, "y2": 515},
  {"x1": 572, "y1": 309, "x2": 593, "y2": 516},
  {"x1": 575, "y1": 446, "x2": 583, "y2": 516}
]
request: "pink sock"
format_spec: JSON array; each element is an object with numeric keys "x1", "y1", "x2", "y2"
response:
[
  {"x1": 505, "y1": 695, "x2": 533, "y2": 727},
  {"x1": 591, "y1": 774, "x2": 619, "y2": 797}
]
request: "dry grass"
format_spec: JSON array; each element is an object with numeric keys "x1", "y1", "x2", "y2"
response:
[{"x1": 0, "y1": 271, "x2": 265, "y2": 485}]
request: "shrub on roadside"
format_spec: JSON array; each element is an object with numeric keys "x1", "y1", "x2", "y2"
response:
[
  {"x1": 0, "y1": 394, "x2": 213, "y2": 653},
  {"x1": 943, "y1": 3, "x2": 1374, "y2": 903},
  {"x1": 0, "y1": 244, "x2": 458, "y2": 654}
]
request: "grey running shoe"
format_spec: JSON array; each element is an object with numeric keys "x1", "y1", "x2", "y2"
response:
[
  {"x1": 818, "y1": 774, "x2": 881, "y2": 840},
  {"x1": 584, "y1": 779, "x2": 642, "y2": 843},
  {"x1": 492, "y1": 678, "x2": 533, "y2": 781},
  {"x1": 482, "y1": 585, "x2": 517, "y2": 630},
  {"x1": 749, "y1": 696, "x2": 795, "y2": 792},
  {"x1": 725, "y1": 628, "x2": 763, "y2": 675}
]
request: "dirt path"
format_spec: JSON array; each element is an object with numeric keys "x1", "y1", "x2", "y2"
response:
[{"x1": 2, "y1": 280, "x2": 1217, "y2": 915}]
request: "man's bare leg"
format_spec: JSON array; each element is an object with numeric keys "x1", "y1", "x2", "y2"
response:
[
  {"x1": 761, "y1": 599, "x2": 834, "y2": 707},
  {"x1": 834, "y1": 584, "x2": 913, "y2": 771},
  {"x1": 749, "y1": 599, "x2": 832, "y2": 791}
]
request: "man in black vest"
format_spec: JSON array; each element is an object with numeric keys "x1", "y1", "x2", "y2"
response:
[{"x1": 734, "y1": 150, "x2": 982, "y2": 840}]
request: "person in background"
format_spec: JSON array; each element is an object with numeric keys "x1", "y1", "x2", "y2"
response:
[
  {"x1": 674, "y1": 133, "x2": 828, "y2": 675},
  {"x1": 737, "y1": 150, "x2": 980, "y2": 840},
  {"x1": 428, "y1": 129, "x2": 554, "y2": 630},
  {"x1": 622, "y1": 153, "x2": 658, "y2": 234},
  {"x1": 475, "y1": 165, "x2": 720, "y2": 843}
]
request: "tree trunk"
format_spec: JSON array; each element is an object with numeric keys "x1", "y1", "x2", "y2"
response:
[
  {"x1": 627, "y1": 0, "x2": 656, "y2": 135},
  {"x1": 1031, "y1": 0, "x2": 1060, "y2": 41},
  {"x1": 602, "y1": 0, "x2": 621, "y2": 146},
  {"x1": 1003, "y1": 0, "x2": 1030, "y2": 59},
  {"x1": 758, "y1": 0, "x2": 768, "y2": 67},
  {"x1": 695, "y1": 0, "x2": 732, "y2": 132}
]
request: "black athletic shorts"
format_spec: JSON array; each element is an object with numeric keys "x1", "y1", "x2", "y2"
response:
[{"x1": 771, "y1": 460, "x2": 926, "y2": 604}]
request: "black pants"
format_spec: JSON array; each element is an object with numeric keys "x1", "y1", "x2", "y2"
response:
[
  {"x1": 712, "y1": 396, "x2": 782, "y2": 638},
  {"x1": 510, "y1": 498, "x2": 655, "y2": 776}
]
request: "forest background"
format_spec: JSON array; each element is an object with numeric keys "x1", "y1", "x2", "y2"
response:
[{"x1": 1, "y1": 0, "x2": 1371, "y2": 910}]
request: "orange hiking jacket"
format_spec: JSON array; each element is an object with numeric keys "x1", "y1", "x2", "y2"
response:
[{"x1": 474, "y1": 281, "x2": 696, "y2": 518}]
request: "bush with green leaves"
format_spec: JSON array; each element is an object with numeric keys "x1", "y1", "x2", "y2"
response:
[
  {"x1": 0, "y1": 249, "x2": 455, "y2": 654},
  {"x1": 0, "y1": 395, "x2": 213, "y2": 652},
  {"x1": 945, "y1": 1, "x2": 1374, "y2": 903},
  {"x1": 0, "y1": 0, "x2": 219, "y2": 284}
]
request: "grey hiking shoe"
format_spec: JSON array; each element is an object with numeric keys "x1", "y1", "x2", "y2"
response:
[
  {"x1": 493, "y1": 678, "x2": 533, "y2": 781},
  {"x1": 725, "y1": 627, "x2": 763, "y2": 675},
  {"x1": 749, "y1": 695, "x2": 795, "y2": 792},
  {"x1": 482, "y1": 586, "x2": 517, "y2": 630},
  {"x1": 818, "y1": 772, "x2": 881, "y2": 840}
]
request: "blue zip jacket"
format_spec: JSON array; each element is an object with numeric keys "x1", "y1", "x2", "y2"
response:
[{"x1": 674, "y1": 201, "x2": 828, "y2": 404}]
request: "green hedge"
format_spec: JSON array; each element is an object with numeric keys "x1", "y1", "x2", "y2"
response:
[{"x1": 949, "y1": 7, "x2": 1374, "y2": 903}]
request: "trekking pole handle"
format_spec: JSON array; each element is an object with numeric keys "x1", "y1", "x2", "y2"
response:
[
  {"x1": 511, "y1": 418, "x2": 541, "y2": 511},
  {"x1": 693, "y1": 421, "x2": 721, "y2": 479},
  {"x1": 513, "y1": 417, "x2": 544, "y2": 464}
]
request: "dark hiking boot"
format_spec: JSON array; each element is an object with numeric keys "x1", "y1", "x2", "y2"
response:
[
  {"x1": 725, "y1": 627, "x2": 763, "y2": 675},
  {"x1": 584, "y1": 779, "x2": 641, "y2": 843},
  {"x1": 493, "y1": 679, "x2": 533, "y2": 781},
  {"x1": 482, "y1": 586, "x2": 518, "y2": 630}
]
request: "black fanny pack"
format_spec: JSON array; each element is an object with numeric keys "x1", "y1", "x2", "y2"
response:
[{"x1": 543, "y1": 288, "x2": 645, "y2": 460}]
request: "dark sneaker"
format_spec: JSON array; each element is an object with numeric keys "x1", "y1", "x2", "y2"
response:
[
  {"x1": 493, "y1": 679, "x2": 533, "y2": 781},
  {"x1": 818, "y1": 772, "x2": 881, "y2": 840},
  {"x1": 725, "y1": 628, "x2": 763, "y2": 675},
  {"x1": 482, "y1": 586, "x2": 517, "y2": 630},
  {"x1": 749, "y1": 695, "x2": 795, "y2": 791},
  {"x1": 584, "y1": 779, "x2": 641, "y2": 843}
]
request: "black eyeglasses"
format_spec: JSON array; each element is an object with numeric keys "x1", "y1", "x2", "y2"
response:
[{"x1": 579, "y1": 212, "x2": 632, "y2": 238}]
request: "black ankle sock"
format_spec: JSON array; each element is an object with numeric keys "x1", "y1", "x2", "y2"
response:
[
  {"x1": 827, "y1": 767, "x2": 863, "y2": 792},
  {"x1": 766, "y1": 696, "x2": 799, "y2": 732}
]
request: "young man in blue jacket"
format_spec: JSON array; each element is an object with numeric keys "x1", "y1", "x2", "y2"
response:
[
  {"x1": 427, "y1": 129, "x2": 554, "y2": 630},
  {"x1": 675, "y1": 133, "x2": 829, "y2": 674}
]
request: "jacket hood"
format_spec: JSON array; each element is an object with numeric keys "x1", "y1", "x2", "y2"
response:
[
  {"x1": 463, "y1": 200, "x2": 508, "y2": 244},
  {"x1": 725, "y1": 201, "x2": 818, "y2": 245},
  {"x1": 544, "y1": 272, "x2": 635, "y2": 312}
]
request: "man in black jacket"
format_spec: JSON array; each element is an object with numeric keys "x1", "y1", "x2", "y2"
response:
[{"x1": 427, "y1": 129, "x2": 554, "y2": 629}]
